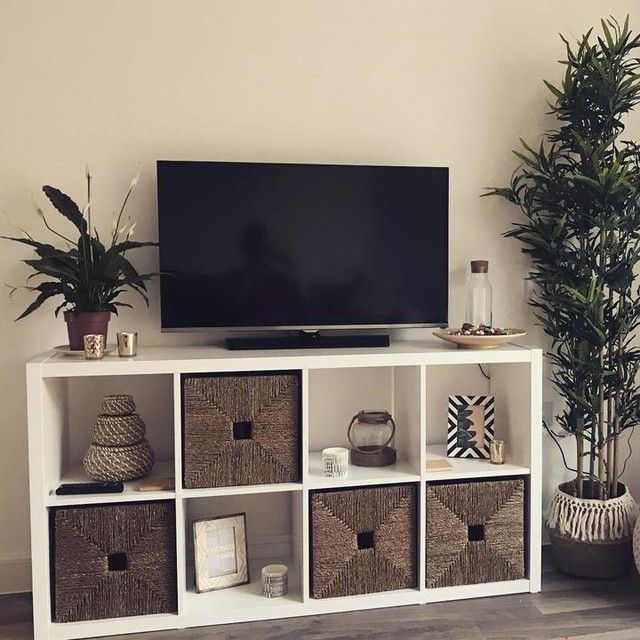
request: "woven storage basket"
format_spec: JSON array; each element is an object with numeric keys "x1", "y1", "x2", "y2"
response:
[
  {"x1": 93, "y1": 414, "x2": 146, "y2": 446},
  {"x1": 310, "y1": 484, "x2": 417, "y2": 598},
  {"x1": 426, "y1": 478, "x2": 525, "y2": 588},
  {"x1": 182, "y1": 372, "x2": 301, "y2": 488},
  {"x1": 53, "y1": 501, "x2": 177, "y2": 622},
  {"x1": 83, "y1": 439, "x2": 154, "y2": 482},
  {"x1": 101, "y1": 394, "x2": 136, "y2": 416}
]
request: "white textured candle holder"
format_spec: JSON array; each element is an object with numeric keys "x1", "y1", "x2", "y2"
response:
[
  {"x1": 322, "y1": 447, "x2": 349, "y2": 478},
  {"x1": 262, "y1": 563, "x2": 288, "y2": 598}
]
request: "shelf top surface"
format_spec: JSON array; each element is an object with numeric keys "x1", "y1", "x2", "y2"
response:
[
  {"x1": 29, "y1": 339, "x2": 540, "y2": 377},
  {"x1": 48, "y1": 460, "x2": 175, "y2": 506},
  {"x1": 425, "y1": 445, "x2": 530, "y2": 481},
  {"x1": 308, "y1": 452, "x2": 420, "y2": 488}
]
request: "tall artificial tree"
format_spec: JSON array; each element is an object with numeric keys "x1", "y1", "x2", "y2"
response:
[{"x1": 488, "y1": 17, "x2": 640, "y2": 500}]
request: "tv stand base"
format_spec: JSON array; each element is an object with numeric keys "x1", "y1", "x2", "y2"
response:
[{"x1": 225, "y1": 331, "x2": 390, "y2": 350}]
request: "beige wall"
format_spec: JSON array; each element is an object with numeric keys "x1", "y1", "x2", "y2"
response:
[{"x1": 1, "y1": 0, "x2": 639, "y2": 591}]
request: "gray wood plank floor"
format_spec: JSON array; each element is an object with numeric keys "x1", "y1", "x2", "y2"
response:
[{"x1": 3, "y1": 551, "x2": 640, "y2": 640}]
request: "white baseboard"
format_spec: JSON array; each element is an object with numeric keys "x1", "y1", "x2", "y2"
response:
[{"x1": 0, "y1": 555, "x2": 31, "y2": 594}]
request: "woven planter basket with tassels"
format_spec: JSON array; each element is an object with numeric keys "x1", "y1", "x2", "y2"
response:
[
  {"x1": 547, "y1": 480, "x2": 638, "y2": 542},
  {"x1": 547, "y1": 480, "x2": 638, "y2": 579}
]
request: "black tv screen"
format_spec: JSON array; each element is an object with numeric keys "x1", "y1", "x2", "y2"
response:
[{"x1": 157, "y1": 161, "x2": 448, "y2": 330}]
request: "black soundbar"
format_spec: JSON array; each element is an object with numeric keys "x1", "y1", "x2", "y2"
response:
[{"x1": 226, "y1": 332, "x2": 390, "y2": 350}]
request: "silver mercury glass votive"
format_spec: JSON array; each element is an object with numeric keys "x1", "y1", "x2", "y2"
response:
[
  {"x1": 83, "y1": 334, "x2": 105, "y2": 360},
  {"x1": 490, "y1": 440, "x2": 506, "y2": 464},
  {"x1": 117, "y1": 331, "x2": 138, "y2": 357}
]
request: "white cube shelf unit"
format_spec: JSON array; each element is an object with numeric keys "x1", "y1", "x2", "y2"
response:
[{"x1": 27, "y1": 340, "x2": 542, "y2": 640}]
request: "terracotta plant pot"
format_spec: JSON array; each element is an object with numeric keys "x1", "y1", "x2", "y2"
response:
[
  {"x1": 547, "y1": 481, "x2": 638, "y2": 579},
  {"x1": 64, "y1": 311, "x2": 111, "y2": 350}
]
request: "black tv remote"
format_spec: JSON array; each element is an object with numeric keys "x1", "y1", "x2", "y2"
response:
[{"x1": 55, "y1": 482, "x2": 124, "y2": 495}]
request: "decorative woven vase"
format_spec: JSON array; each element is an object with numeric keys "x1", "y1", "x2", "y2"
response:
[
  {"x1": 83, "y1": 394, "x2": 154, "y2": 482},
  {"x1": 102, "y1": 394, "x2": 136, "y2": 416},
  {"x1": 547, "y1": 481, "x2": 638, "y2": 579},
  {"x1": 83, "y1": 440, "x2": 155, "y2": 482},
  {"x1": 93, "y1": 414, "x2": 146, "y2": 446}
]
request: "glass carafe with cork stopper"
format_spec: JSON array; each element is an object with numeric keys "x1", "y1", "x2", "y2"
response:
[{"x1": 466, "y1": 260, "x2": 492, "y2": 327}]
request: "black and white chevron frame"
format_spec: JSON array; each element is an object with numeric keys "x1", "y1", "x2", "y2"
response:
[{"x1": 447, "y1": 395, "x2": 495, "y2": 459}]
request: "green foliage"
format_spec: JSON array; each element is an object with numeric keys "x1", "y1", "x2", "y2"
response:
[
  {"x1": 2, "y1": 174, "x2": 157, "y2": 319},
  {"x1": 486, "y1": 17, "x2": 640, "y2": 499}
]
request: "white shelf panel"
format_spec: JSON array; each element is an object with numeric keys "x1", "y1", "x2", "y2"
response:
[
  {"x1": 31, "y1": 340, "x2": 536, "y2": 378},
  {"x1": 425, "y1": 579, "x2": 531, "y2": 603},
  {"x1": 424, "y1": 446, "x2": 530, "y2": 482},
  {"x1": 49, "y1": 613, "x2": 180, "y2": 640},
  {"x1": 307, "y1": 452, "x2": 420, "y2": 489},
  {"x1": 181, "y1": 483, "x2": 303, "y2": 499},
  {"x1": 184, "y1": 557, "x2": 302, "y2": 625},
  {"x1": 27, "y1": 343, "x2": 542, "y2": 639},
  {"x1": 47, "y1": 460, "x2": 175, "y2": 506},
  {"x1": 305, "y1": 588, "x2": 423, "y2": 615},
  {"x1": 184, "y1": 587, "x2": 422, "y2": 628}
]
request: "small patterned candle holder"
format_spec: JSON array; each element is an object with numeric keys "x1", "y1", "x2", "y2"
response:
[
  {"x1": 262, "y1": 564, "x2": 288, "y2": 598},
  {"x1": 322, "y1": 447, "x2": 349, "y2": 478},
  {"x1": 83, "y1": 334, "x2": 105, "y2": 360},
  {"x1": 117, "y1": 331, "x2": 138, "y2": 357},
  {"x1": 490, "y1": 440, "x2": 506, "y2": 464}
]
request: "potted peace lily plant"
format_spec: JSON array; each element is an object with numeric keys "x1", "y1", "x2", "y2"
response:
[
  {"x1": 488, "y1": 17, "x2": 640, "y2": 578},
  {"x1": 3, "y1": 170, "x2": 157, "y2": 349}
]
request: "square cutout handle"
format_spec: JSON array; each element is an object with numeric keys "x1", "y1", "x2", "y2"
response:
[
  {"x1": 107, "y1": 552, "x2": 128, "y2": 571},
  {"x1": 233, "y1": 421, "x2": 252, "y2": 440},
  {"x1": 357, "y1": 531, "x2": 375, "y2": 550},
  {"x1": 468, "y1": 524, "x2": 485, "y2": 542}
]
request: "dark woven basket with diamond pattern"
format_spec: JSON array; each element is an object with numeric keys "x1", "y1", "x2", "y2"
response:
[
  {"x1": 426, "y1": 478, "x2": 525, "y2": 588},
  {"x1": 52, "y1": 501, "x2": 177, "y2": 622},
  {"x1": 182, "y1": 371, "x2": 301, "y2": 488},
  {"x1": 310, "y1": 484, "x2": 418, "y2": 598}
]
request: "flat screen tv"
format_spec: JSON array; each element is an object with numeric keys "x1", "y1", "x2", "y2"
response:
[{"x1": 157, "y1": 161, "x2": 448, "y2": 345}]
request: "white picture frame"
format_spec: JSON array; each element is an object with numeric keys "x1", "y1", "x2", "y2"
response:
[{"x1": 193, "y1": 512, "x2": 249, "y2": 593}]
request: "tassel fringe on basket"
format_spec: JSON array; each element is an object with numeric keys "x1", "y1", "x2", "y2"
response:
[{"x1": 547, "y1": 482, "x2": 638, "y2": 542}]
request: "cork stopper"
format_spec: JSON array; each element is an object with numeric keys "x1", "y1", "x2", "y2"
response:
[{"x1": 470, "y1": 260, "x2": 489, "y2": 274}]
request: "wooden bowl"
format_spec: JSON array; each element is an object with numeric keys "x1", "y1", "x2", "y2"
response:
[{"x1": 433, "y1": 329, "x2": 527, "y2": 349}]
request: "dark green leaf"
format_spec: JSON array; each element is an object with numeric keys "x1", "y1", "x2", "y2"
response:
[{"x1": 42, "y1": 186, "x2": 87, "y2": 234}]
